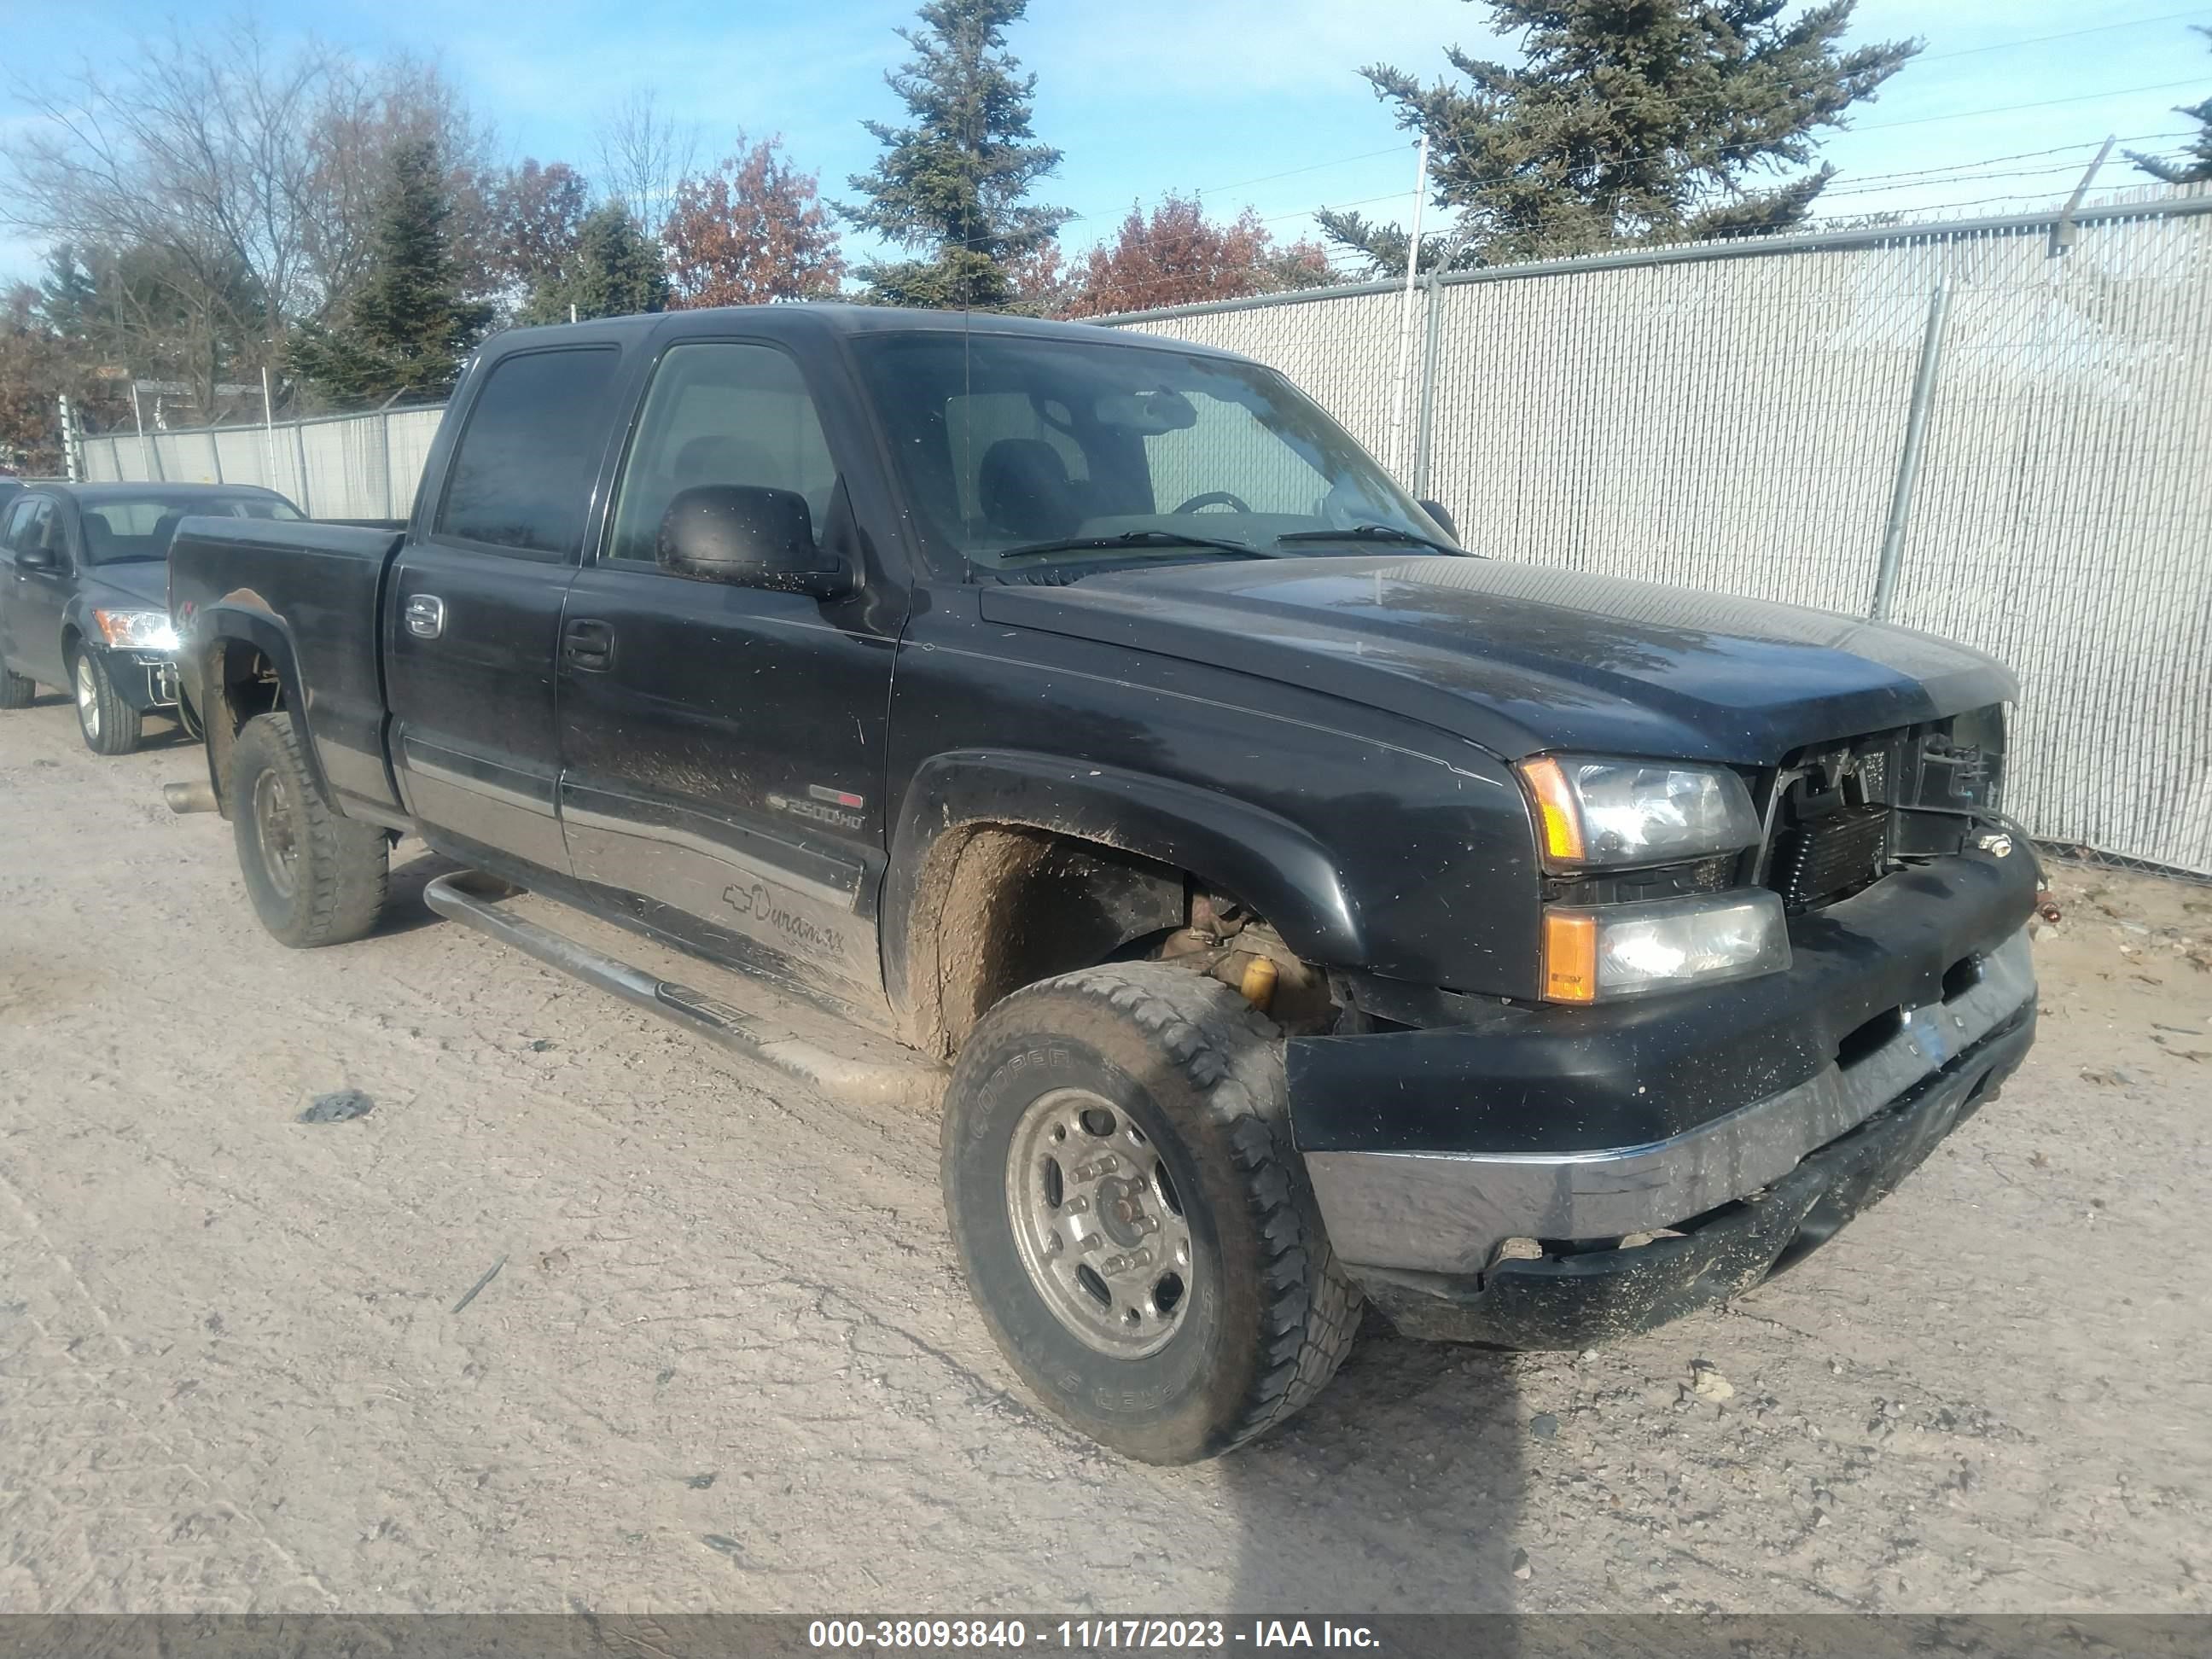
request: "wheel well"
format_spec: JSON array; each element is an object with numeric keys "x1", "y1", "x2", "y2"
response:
[
  {"x1": 203, "y1": 639, "x2": 284, "y2": 814},
  {"x1": 898, "y1": 824, "x2": 1334, "y2": 1057},
  {"x1": 61, "y1": 625, "x2": 82, "y2": 667}
]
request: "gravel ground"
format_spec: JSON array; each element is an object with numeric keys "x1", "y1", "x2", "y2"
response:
[{"x1": 2, "y1": 695, "x2": 2208, "y2": 1615}]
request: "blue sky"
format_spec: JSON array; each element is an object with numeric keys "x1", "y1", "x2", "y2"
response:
[{"x1": 3, "y1": 0, "x2": 2207, "y2": 288}]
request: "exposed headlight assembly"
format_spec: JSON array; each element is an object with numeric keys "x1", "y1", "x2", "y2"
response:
[
  {"x1": 1542, "y1": 890, "x2": 1790, "y2": 1004},
  {"x1": 92, "y1": 608, "x2": 179, "y2": 652},
  {"x1": 1519, "y1": 754, "x2": 1761, "y2": 870}
]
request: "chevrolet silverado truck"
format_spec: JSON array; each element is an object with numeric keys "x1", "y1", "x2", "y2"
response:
[{"x1": 166, "y1": 306, "x2": 2039, "y2": 1464}]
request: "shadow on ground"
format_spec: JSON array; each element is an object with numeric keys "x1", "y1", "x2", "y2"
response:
[
  {"x1": 1222, "y1": 1313, "x2": 1529, "y2": 1621},
  {"x1": 375, "y1": 845, "x2": 469, "y2": 938}
]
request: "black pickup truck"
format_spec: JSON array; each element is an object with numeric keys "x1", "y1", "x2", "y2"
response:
[{"x1": 167, "y1": 306, "x2": 2039, "y2": 1464}]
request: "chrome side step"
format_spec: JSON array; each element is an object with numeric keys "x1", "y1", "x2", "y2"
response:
[{"x1": 423, "y1": 871, "x2": 940, "y2": 1109}]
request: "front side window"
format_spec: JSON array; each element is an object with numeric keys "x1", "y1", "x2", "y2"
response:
[
  {"x1": 7, "y1": 500, "x2": 57, "y2": 560},
  {"x1": 2, "y1": 498, "x2": 42, "y2": 552},
  {"x1": 606, "y1": 341, "x2": 839, "y2": 568},
  {"x1": 439, "y1": 346, "x2": 622, "y2": 556},
  {"x1": 850, "y1": 332, "x2": 1447, "y2": 575}
]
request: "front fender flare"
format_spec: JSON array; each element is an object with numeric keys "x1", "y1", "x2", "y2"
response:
[{"x1": 882, "y1": 748, "x2": 1365, "y2": 1007}]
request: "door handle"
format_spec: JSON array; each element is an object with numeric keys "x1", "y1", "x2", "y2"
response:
[
  {"x1": 405, "y1": 594, "x2": 445, "y2": 639},
  {"x1": 562, "y1": 618, "x2": 614, "y2": 672}
]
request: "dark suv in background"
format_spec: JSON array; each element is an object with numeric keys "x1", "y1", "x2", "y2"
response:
[{"x1": 0, "y1": 481, "x2": 303, "y2": 754}]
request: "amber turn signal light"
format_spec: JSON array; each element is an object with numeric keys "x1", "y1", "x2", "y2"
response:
[
  {"x1": 1541, "y1": 909, "x2": 1598, "y2": 1004},
  {"x1": 1519, "y1": 754, "x2": 1586, "y2": 864}
]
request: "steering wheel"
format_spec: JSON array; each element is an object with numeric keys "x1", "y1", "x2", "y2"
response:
[{"x1": 1171, "y1": 491, "x2": 1254, "y2": 515}]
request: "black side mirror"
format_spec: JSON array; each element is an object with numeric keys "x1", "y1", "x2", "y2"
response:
[
  {"x1": 1417, "y1": 498, "x2": 1459, "y2": 544},
  {"x1": 657, "y1": 485, "x2": 853, "y2": 597},
  {"x1": 17, "y1": 544, "x2": 57, "y2": 571}
]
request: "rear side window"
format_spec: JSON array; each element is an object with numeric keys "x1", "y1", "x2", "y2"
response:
[{"x1": 438, "y1": 347, "x2": 620, "y2": 556}]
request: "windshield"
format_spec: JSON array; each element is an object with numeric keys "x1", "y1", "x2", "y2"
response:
[
  {"x1": 849, "y1": 332, "x2": 1452, "y2": 575},
  {"x1": 79, "y1": 493, "x2": 303, "y2": 563}
]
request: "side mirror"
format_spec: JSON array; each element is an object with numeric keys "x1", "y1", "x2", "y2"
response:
[
  {"x1": 657, "y1": 485, "x2": 853, "y2": 598},
  {"x1": 17, "y1": 544, "x2": 57, "y2": 572},
  {"x1": 1417, "y1": 498, "x2": 1460, "y2": 544}
]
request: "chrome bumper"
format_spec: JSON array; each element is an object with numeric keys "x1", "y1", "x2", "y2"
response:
[{"x1": 1304, "y1": 926, "x2": 2035, "y2": 1276}]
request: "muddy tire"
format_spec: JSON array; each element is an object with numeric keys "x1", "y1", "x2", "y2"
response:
[
  {"x1": 230, "y1": 712, "x2": 389, "y2": 948},
  {"x1": 73, "y1": 649, "x2": 141, "y2": 755},
  {"x1": 941, "y1": 962, "x2": 1362, "y2": 1464},
  {"x1": 0, "y1": 662, "x2": 33, "y2": 710}
]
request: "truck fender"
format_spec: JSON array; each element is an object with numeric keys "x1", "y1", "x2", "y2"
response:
[
  {"x1": 187, "y1": 603, "x2": 337, "y2": 816},
  {"x1": 882, "y1": 748, "x2": 1365, "y2": 1015}
]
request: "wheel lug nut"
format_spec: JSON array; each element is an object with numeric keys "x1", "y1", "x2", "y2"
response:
[{"x1": 1137, "y1": 1214, "x2": 1159, "y2": 1234}]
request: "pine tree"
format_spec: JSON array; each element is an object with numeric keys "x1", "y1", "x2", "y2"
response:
[
  {"x1": 2129, "y1": 28, "x2": 2211, "y2": 185},
  {"x1": 288, "y1": 138, "x2": 492, "y2": 405},
  {"x1": 520, "y1": 204, "x2": 672, "y2": 324},
  {"x1": 841, "y1": 0, "x2": 1072, "y2": 308},
  {"x1": 1321, "y1": 1, "x2": 1919, "y2": 274}
]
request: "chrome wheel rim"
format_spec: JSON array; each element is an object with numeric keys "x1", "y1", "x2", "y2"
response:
[
  {"x1": 1004, "y1": 1087, "x2": 1196, "y2": 1358},
  {"x1": 252, "y1": 768, "x2": 300, "y2": 900},
  {"x1": 75, "y1": 657, "x2": 97, "y2": 739}
]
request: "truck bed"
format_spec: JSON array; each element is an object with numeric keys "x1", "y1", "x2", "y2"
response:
[{"x1": 168, "y1": 516, "x2": 406, "y2": 818}]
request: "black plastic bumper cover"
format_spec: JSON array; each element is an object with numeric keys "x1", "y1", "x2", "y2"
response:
[
  {"x1": 1286, "y1": 850, "x2": 2037, "y2": 1157},
  {"x1": 1355, "y1": 1001, "x2": 2035, "y2": 1348}
]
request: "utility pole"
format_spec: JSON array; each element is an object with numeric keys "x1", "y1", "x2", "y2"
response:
[
  {"x1": 261, "y1": 367, "x2": 280, "y2": 492},
  {"x1": 1385, "y1": 132, "x2": 1431, "y2": 479}
]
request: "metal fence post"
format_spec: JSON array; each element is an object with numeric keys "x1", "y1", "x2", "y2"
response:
[
  {"x1": 381, "y1": 410, "x2": 398, "y2": 520},
  {"x1": 293, "y1": 420, "x2": 314, "y2": 519},
  {"x1": 1870, "y1": 279, "x2": 1953, "y2": 621},
  {"x1": 1412, "y1": 271, "x2": 1446, "y2": 501}
]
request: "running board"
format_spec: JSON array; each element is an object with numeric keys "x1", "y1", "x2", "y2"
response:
[{"x1": 423, "y1": 871, "x2": 940, "y2": 1110}]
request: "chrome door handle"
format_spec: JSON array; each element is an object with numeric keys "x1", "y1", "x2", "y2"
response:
[{"x1": 405, "y1": 594, "x2": 445, "y2": 639}]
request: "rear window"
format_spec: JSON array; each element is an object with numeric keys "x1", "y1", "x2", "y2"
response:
[
  {"x1": 77, "y1": 494, "x2": 303, "y2": 562},
  {"x1": 438, "y1": 347, "x2": 621, "y2": 556}
]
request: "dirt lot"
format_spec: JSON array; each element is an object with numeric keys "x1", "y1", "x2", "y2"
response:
[{"x1": 3, "y1": 694, "x2": 2209, "y2": 1615}]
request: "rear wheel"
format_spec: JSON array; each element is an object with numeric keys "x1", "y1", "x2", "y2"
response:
[
  {"x1": 0, "y1": 662, "x2": 33, "y2": 710},
  {"x1": 231, "y1": 712, "x2": 389, "y2": 947},
  {"x1": 941, "y1": 962, "x2": 1362, "y2": 1464},
  {"x1": 73, "y1": 649, "x2": 141, "y2": 755}
]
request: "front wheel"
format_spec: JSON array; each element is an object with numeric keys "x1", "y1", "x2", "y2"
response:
[
  {"x1": 230, "y1": 712, "x2": 390, "y2": 947},
  {"x1": 941, "y1": 962, "x2": 1362, "y2": 1464},
  {"x1": 73, "y1": 649, "x2": 142, "y2": 754}
]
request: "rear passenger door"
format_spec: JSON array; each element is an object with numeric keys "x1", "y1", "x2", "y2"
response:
[
  {"x1": 556, "y1": 337, "x2": 899, "y2": 1004},
  {"x1": 386, "y1": 345, "x2": 625, "y2": 876}
]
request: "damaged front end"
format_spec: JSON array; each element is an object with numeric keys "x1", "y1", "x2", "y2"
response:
[{"x1": 1287, "y1": 703, "x2": 2041, "y2": 1349}]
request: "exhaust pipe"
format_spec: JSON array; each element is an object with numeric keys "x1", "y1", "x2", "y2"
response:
[{"x1": 163, "y1": 779, "x2": 218, "y2": 815}]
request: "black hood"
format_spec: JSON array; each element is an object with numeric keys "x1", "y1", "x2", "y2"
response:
[
  {"x1": 79, "y1": 561, "x2": 170, "y2": 609},
  {"x1": 977, "y1": 555, "x2": 2017, "y2": 765}
]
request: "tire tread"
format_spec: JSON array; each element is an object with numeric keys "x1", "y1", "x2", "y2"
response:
[{"x1": 232, "y1": 712, "x2": 388, "y2": 947}]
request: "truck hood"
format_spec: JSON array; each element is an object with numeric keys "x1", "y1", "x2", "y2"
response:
[{"x1": 976, "y1": 555, "x2": 2017, "y2": 764}]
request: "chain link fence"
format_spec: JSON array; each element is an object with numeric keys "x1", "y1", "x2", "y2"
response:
[{"x1": 78, "y1": 194, "x2": 2212, "y2": 873}]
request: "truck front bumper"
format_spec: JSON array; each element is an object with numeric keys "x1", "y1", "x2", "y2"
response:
[{"x1": 1289, "y1": 852, "x2": 2038, "y2": 1347}]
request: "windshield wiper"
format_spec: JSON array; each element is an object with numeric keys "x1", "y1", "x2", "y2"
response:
[
  {"x1": 992, "y1": 530, "x2": 1278, "y2": 564},
  {"x1": 1274, "y1": 523, "x2": 1462, "y2": 555}
]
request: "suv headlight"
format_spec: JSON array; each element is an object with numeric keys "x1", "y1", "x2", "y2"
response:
[
  {"x1": 1518, "y1": 754, "x2": 1760, "y2": 870},
  {"x1": 1542, "y1": 890, "x2": 1790, "y2": 1004},
  {"x1": 93, "y1": 608, "x2": 180, "y2": 652}
]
